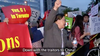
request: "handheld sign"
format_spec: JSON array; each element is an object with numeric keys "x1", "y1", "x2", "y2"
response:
[
  {"x1": 91, "y1": 4, "x2": 98, "y2": 16},
  {"x1": 89, "y1": 16, "x2": 100, "y2": 35},
  {"x1": 68, "y1": 11, "x2": 82, "y2": 18},
  {"x1": 0, "y1": 22, "x2": 36, "y2": 56},
  {"x1": 2, "y1": 5, "x2": 31, "y2": 24},
  {"x1": 30, "y1": 8, "x2": 40, "y2": 22},
  {"x1": 65, "y1": 17, "x2": 73, "y2": 29}
]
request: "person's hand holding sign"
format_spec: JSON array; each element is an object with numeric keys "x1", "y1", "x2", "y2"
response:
[
  {"x1": 53, "y1": 0, "x2": 61, "y2": 11},
  {"x1": 3, "y1": 18, "x2": 9, "y2": 24}
]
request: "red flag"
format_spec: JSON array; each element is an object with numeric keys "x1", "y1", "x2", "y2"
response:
[
  {"x1": 43, "y1": 10, "x2": 50, "y2": 20},
  {"x1": 0, "y1": 22, "x2": 36, "y2": 56}
]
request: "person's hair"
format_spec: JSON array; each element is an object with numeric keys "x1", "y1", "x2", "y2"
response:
[
  {"x1": 83, "y1": 14, "x2": 89, "y2": 18},
  {"x1": 54, "y1": 14, "x2": 64, "y2": 22},
  {"x1": 71, "y1": 15, "x2": 84, "y2": 36}
]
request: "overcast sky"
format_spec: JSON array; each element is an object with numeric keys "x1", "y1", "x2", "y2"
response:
[
  {"x1": 40, "y1": 0, "x2": 92, "y2": 17},
  {"x1": 61, "y1": 0, "x2": 91, "y2": 11}
]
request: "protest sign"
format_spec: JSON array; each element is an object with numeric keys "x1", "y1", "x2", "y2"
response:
[
  {"x1": 68, "y1": 11, "x2": 82, "y2": 18},
  {"x1": 65, "y1": 17, "x2": 73, "y2": 29},
  {"x1": 2, "y1": 5, "x2": 31, "y2": 24},
  {"x1": 89, "y1": 16, "x2": 100, "y2": 35},
  {"x1": 91, "y1": 4, "x2": 98, "y2": 16},
  {"x1": 30, "y1": 8, "x2": 40, "y2": 22},
  {"x1": 0, "y1": 22, "x2": 36, "y2": 56}
]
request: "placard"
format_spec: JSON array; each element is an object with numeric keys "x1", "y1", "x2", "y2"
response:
[
  {"x1": 30, "y1": 8, "x2": 40, "y2": 22},
  {"x1": 89, "y1": 16, "x2": 100, "y2": 35},
  {"x1": 2, "y1": 5, "x2": 31, "y2": 23}
]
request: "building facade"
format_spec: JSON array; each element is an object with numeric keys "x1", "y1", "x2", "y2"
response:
[
  {"x1": 0, "y1": 0, "x2": 40, "y2": 11},
  {"x1": 0, "y1": 0, "x2": 41, "y2": 21},
  {"x1": 43, "y1": 0, "x2": 56, "y2": 12}
]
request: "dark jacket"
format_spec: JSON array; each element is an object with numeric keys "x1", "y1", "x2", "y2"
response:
[
  {"x1": 31, "y1": 27, "x2": 43, "y2": 43},
  {"x1": 42, "y1": 9, "x2": 73, "y2": 56}
]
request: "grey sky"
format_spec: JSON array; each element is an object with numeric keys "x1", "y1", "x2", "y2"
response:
[
  {"x1": 61, "y1": 0, "x2": 91, "y2": 11},
  {"x1": 41, "y1": 0, "x2": 92, "y2": 17}
]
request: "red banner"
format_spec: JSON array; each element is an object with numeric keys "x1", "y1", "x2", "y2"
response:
[
  {"x1": 2, "y1": 5, "x2": 31, "y2": 24},
  {"x1": 0, "y1": 22, "x2": 36, "y2": 56}
]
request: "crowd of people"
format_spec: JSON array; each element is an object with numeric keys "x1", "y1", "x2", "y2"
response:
[
  {"x1": 1, "y1": 0, "x2": 100, "y2": 56},
  {"x1": 30, "y1": 0, "x2": 91, "y2": 56}
]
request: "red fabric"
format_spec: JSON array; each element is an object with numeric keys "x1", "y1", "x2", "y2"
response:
[
  {"x1": 73, "y1": 17, "x2": 76, "y2": 23},
  {"x1": 75, "y1": 26, "x2": 84, "y2": 46},
  {"x1": 0, "y1": 22, "x2": 36, "y2": 56},
  {"x1": 89, "y1": 35, "x2": 95, "y2": 49},
  {"x1": 2, "y1": 5, "x2": 31, "y2": 24},
  {"x1": 43, "y1": 10, "x2": 50, "y2": 20},
  {"x1": 43, "y1": 12, "x2": 46, "y2": 20},
  {"x1": 39, "y1": 21, "x2": 43, "y2": 27}
]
